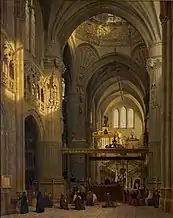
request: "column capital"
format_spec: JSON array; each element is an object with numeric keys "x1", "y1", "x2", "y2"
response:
[
  {"x1": 14, "y1": 0, "x2": 25, "y2": 20},
  {"x1": 44, "y1": 56, "x2": 66, "y2": 74},
  {"x1": 159, "y1": 14, "x2": 171, "y2": 25},
  {"x1": 147, "y1": 57, "x2": 162, "y2": 70},
  {"x1": 148, "y1": 41, "x2": 162, "y2": 58}
]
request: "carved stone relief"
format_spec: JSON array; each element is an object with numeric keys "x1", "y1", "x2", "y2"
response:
[
  {"x1": 1, "y1": 40, "x2": 16, "y2": 92},
  {"x1": 24, "y1": 61, "x2": 46, "y2": 114},
  {"x1": 74, "y1": 18, "x2": 143, "y2": 47},
  {"x1": 44, "y1": 57, "x2": 65, "y2": 74},
  {"x1": 147, "y1": 57, "x2": 162, "y2": 109},
  {"x1": 131, "y1": 45, "x2": 148, "y2": 67},
  {"x1": 76, "y1": 44, "x2": 99, "y2": 89},
  {"x1": 47, "y1": 73, "x2": 60, "y2": 110}
]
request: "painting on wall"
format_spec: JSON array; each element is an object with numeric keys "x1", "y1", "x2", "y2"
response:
[{"x1": 1, "y1": 175, "x2": 12, "y2": 189}]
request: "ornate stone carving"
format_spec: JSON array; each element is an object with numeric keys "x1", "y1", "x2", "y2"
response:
[
  {"x1": 24, "y1": 61, "x2": 46, "y2": 113},
  {"x1": 47, "y1": 73, "x2": 60, "y2": 109},
  {"x1": 14, "y1": 0, "x2": 25, "y2": 19},
  {"x1": 74, "y1": 16, "x2": 143, "y2": 47},
  {"x1": 44, "y1": 57, "x2": 65, "y2": 74},
  {"x1": 147, "y1": 57, "x2": 162, "y2": 109},
  {"x1": 147, "y1": 58, "x2": 162, "y2": 70},
  {"x1": 131, "y1": 45, "x2": 148, "y2": 67},
  {"x1": 54, "y1": 57, "x2": 66, "y2": 74},
  {"x1": 159, "y1": 14, "x2": 171, "y2": 24},
  {"x1": 76, "y1": 44, "x2": 99, "y2": 88},
  {"x1": 1, "y1": 41, "x2": 15, "y2": 92}
]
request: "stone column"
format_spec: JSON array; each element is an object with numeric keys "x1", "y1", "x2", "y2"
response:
[
  {"x1": 37, "y1": 56, "x2": 65, "y2": 201},
  {"x1": 66, "y1": 82, "x2": 88, "y2": 181},
  {"x1": 15, "y1": 14, "x2": 25, "y2": 194},
  {"x1": 90, "y1": 102, "x2": 97, "y2": 183},
  {"x1": 147, "y1": 42, "x2": 162, "y2": 188},
  {"x1": 159, "y1": 1, "x2": 173, "y2": 212}
]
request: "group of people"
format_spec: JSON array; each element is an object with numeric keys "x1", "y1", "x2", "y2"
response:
[
  {"x1": 60, "y1": 188, "x2": 98, "y2": 210},
  {"x1": 18, "y1": 191, "x2": 45, "y2": 214},
  {"x1": 124, "y1": 188, "x2": 160, "y2": 208}
]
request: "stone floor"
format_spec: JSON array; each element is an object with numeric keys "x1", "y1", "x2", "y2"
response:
[{"x1": 1, "y1": 204, "x2": 173, "y2": 218}]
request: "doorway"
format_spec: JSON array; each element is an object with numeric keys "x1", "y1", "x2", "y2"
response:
[{"x1": 25, "y1": 115, "x2": 39, "y2": 190}]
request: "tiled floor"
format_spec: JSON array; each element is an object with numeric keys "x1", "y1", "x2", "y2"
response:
[{"x1": 1, "y1": 204, "x2": 172, "y2": 218}]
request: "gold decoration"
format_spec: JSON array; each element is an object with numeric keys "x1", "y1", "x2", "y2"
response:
[{"x1": 1, "y1": 175, "x2": 12, "y2": 189}]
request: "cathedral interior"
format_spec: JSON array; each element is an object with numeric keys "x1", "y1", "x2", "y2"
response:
[{"x1": 0, "y1": 0, "x2": 173, "y2": 216}]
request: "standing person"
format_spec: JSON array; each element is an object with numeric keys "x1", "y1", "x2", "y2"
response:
[
  {"x1": 36, "y1": 191, "x2": 45, "y2": 213},
  {"x1": 20, "y1": 192, "x2": 29, "y2": 214}
]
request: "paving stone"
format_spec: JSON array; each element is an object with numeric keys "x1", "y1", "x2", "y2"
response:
[{"x1": 1, "y1": 204, "x2": 173, "y2": 218}]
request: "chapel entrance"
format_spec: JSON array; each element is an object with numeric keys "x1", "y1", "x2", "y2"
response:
[{"x1": 25, "y1": 115, "x2": 39, "y2": 190}]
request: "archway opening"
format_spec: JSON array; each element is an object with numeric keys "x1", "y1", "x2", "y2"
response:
[{"x1": 25, "y1": 115, "x2": 39, "y2": 190}]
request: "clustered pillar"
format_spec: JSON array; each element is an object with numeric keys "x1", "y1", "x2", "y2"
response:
[
  {"x1": 37, "y1": 55, "x2": 65, "y2": 201},
  {"x1": 147, "y1": 49, "x2": 162, "y2": 188},
  {"x1": 159, "y1": 1, "x2": 173, "y2": 213}
]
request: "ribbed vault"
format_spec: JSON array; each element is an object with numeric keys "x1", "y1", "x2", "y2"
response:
[
  {"x1": 50, "y1": 0, "x2": 161, "y2": 50},
  {"x1": 83, "y1": 52, "x2": 149, "y2": 94},
  {"x1": 85, "y1": 53, "x2": 149, "y2": 123}
]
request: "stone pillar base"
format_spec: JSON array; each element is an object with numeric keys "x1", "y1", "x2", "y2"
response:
[
  {"x1": 159, "y1": 188, "x2": 173, "y2": 213},
  {"x1": 160, "y1": 197, "x2": 173, "y2": 213},
  {"x1": 38, "y1": 180, "x2": 64, "y2": 203},
  {"x1": 0, "y1": 191, "x2": 18, "y2": 215}
]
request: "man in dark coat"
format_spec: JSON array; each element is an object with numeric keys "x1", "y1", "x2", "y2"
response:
[
  {"x1": 20, "y1": 192, "x2": 29, "y2": 214},
  {"x1": 36, "y1": 191, "x2": 45, "y2": 213}
]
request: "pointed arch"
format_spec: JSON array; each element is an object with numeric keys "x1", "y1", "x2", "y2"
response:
[{"x1": 24, "y1": 109, "x2": 44, "y2": 140}]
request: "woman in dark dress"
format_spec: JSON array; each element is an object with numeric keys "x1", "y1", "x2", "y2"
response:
[
  {"x1": 60, "y1": 193, "x2": 69, "y2": 209},
  {"x1": 74, "y1": 192, "x2": 85, "y2": 210},
  {"x1": 36, "y1": 191, "x2": 45, "y2": 213},
  {"x1": 20, "y1": 192, "x2": 29, "y2": 214}
]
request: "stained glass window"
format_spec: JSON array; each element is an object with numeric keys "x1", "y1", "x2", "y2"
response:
[
  {"x1": 128, "y1": 109, "x2": 134, "y2": 128},
  {"x1": 120, "y1": 107, "x2": 127, "y2": 128},
  {"x1": 113, "y1": 109, "x2": 119, "y2": 128}
]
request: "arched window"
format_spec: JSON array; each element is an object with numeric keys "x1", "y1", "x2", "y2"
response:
[
  {"x1": 113, "y1": 109, "x2": 119, "y2": 128},
  {"x1": 25, "y1": 0, "x2": 36, "y2": 56},
  {"x1": 128, "y1": 109, "x2": 134, "y2": 128},
  {"x1": 120, "y1": 107, "x2": 127, "y2": 128}
]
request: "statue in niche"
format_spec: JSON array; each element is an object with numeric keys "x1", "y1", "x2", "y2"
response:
[
  {"x1": 2, "y1": 44, "x2": 11, "y2": 79},
  {"x1": 103, "y1": 115, "x2": 109, "y2": 127},
  {"x1": 27, "y1": 76, "x2": 32, "y2": 93},
  {"x1": 31, "y1": 82, "x2": 37, "y2": 96},
  {"x1": 37, "y1": 84, "x2": 40, "y2": 100},
  {"x1": 9, "y1": 59, "x2": 15, "y2": 79},
  {"x1": 78, "y1": 105, "x2": 83, "y2": 114},
  {"x1": 79, "y1": 93, "x2": 83, "y2": 103},
  {"x1": 48, "y1": 74, "x2": 59, "y2": 101}
]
